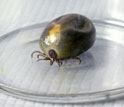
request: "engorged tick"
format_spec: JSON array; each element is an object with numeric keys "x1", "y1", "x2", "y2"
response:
[{"x1": 31, "y1": 13, "x2": 96, "y2": 67}]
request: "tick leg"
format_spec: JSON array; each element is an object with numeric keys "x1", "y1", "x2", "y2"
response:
[
  {"x1": 36, "y1": 57, "x2": 54, "y2": 66},
  {"x1": 50, "y1": 60, "x2": 54, "y2": 65},
  {"x1": 31, "y1": 51, "x2": 42, "y2": 58},
  {"x1": 73, "y1": 57, "x2": 81, "y2": 64},
  {"x1": 31, "y1": 51, "x2": 46, "y2": 60},
  {"x1": 37, "y1": 53, "x2": 46, "y2": 59},
  {"x1": 60, "y1": 60, "x2": 63, "y2": 66},
  {"x1": 60, "y1": 61, "x2": 63, "y2": 66},
  {"x1": 58, "y1": 60, "x2": 61, "y2": 67},
  {"x1": 56, "y1": 59, "x2": 63, "y2": 67},
  {"x1": 36, "y1": 57, "x2": 50, "y2": 62}
]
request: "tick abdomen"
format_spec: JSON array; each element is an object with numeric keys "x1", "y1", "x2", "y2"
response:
[{"x1": 40, "y1": 14, "x2": 96, "y2": 59}]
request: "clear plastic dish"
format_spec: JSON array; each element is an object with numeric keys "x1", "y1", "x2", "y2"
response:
[{"x1": 0, "y1": 19, "x2": 124, "y2": 103}]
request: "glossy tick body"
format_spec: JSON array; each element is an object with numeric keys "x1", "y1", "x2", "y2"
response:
[{"x1": 31, "y1": 14, "x2": 96, "y2": 67}]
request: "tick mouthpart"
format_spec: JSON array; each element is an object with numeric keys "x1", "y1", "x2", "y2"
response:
[{"x1": 48, "y1": 49, "x2": 57, "y2": 59}]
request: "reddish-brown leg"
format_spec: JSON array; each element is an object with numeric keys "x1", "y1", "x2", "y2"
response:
[
  {"x1": 31, "y1": 51, "x2": 65, "y2": 67},
  {"x1": 60, "y1": 61, "x2": 63, "y2": 66},
  {"x1": 37, "y1": 53, "x2": 46, "y2": 59},
  {"x1": 57, "y1": 60, "x2": 61, "y2": 67},
  {"x1": 50, "y1": 60, "x2": 53, "y2": 65},
  {"x1": 36, "y1": 56, "x2": 55, "y2": 66},
  {"x1": 50, "y1": 59, "x2": 55, "y2": 65},
  {"x1": 72, "y1": 57, "x2": 81, "y2": 64},
  {"x1": 36, "y1": 57, "x2": 50, "y2": 62},
  {"x1": 31, "y1": 51, "x2": 45, "y2": 58},
  {"x1": 56, "y1": 59, "x2": 63, "y2": 67}
]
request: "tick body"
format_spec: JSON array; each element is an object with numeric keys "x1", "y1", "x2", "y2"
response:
[{"x1": 31, "y1": 14, "x2": 96, "y2": 67}]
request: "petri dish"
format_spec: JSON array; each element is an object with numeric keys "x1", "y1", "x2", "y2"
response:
[{"x1": 0, "y1": 19, "x2": 124, "y2": 104}]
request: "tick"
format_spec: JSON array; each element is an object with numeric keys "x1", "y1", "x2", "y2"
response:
[{"x1": 31, "y1": 14, "x2": 96, "y2": 67}]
